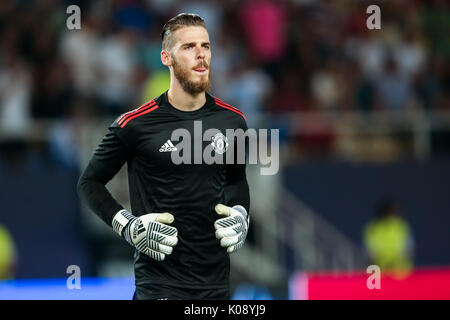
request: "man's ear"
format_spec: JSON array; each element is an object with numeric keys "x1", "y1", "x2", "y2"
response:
[{"x1": 161, "y1": 49, "x2": 172, "y2": 67}]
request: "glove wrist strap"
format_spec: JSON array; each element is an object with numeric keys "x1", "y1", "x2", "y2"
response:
[
  {"x1": 232, "y1": 205, "x2": 250, "y2": 227},
  {"x1": 112, "y1": 209, "x2": 135, "y2": 237}
]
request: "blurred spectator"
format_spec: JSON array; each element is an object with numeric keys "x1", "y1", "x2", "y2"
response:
[
  {"x1": 0, "y1": 0, "x2": 449, "y2": 285},
  {"x1": 0, "y1": 224, "x2": 17, "y2": 280},
  {"x1": 48, "y1": 98, "x2": 94, "y2": 171},
  {"x1": 224, "y1": 53, "x2": 273, "y2": 129},
  {"x1": 0, "y1": 0, "x2": 448, "y2": 161},
  {"x1": 392, "y1": 29, "x2": 426, "y2": 79},
  {"x1": 175, "y1": 0, "x2": 223, "y2": 38},
  {"x1": 417, "y1": 53, "x2": 447, "y2": 110},
  {"x1": 347, "y1": 31, "x2": 386, "y2": 79},
  {"x1": 363, "y1": 199, "x2": 414, "y2": 278},
  {"x1": 373, "y1": 55, "x2": 413, "y2": 112},
  {"x1": 352, "y1": 60, "x2": 375, "y2": 112},
  {"x1": 95, "y1": 29, "x2": 139, "y2": 115},
  {"x1": 310, "y1": 59, "x2": 347, "y2": 110},
  {"x1": 210, "y1": 18, "x2": 244, "y2": 99},
  {"x1": 31, "y1": 58, "x2": 76, "y2": 119},
  {"x1": 60, "y1": 18, "x2": 101, "y2": 97},
  {"x1": 240, "y1": 0, "x2": 287, "y2": 62},
  {"x1": 0, "y1": 53, "x2": 31, "y2": 137},
  {"x1": 239, "y1": 0, "x2": 287, "y2": 79},
  {"x1": 136, "y1": 28, "x2": 167, "y2": 73}
]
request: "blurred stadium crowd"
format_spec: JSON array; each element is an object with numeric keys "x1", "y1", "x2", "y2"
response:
[
  {"x1": 1, "y1": 0, "x2": 449, "y2": 166},
  {"x1": 1, "y1": 0, "x2": 450, "y2": 291}
]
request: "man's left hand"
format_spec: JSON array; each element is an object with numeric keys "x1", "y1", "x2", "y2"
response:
[{"x1": 214, "y1": 204, "x2": 249, "y2": 253}]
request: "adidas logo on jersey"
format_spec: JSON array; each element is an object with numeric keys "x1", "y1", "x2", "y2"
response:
[{"x1": 159, "y1": 140, "x2": 178, "y2": 152}]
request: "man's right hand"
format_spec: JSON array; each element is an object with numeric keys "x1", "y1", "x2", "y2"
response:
[{"x1": 112, "y1": 210, "x2": 178, "y2": 261}]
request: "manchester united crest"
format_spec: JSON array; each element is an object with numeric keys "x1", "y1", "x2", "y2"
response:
[{"x1": 211, "y1": 133, "x2": 229, "y2": 154}]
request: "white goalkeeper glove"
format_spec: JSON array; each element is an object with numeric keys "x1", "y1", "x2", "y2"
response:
[
  {"x1": 112, "y1": 209, "x2": 178, "y2": 261},
  {"x1": 214, "y1": 204, "x2": 249, "y2": 253}
]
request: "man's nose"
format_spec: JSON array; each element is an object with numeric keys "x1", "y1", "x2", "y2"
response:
[{"x1": 196, "y1": 47, "x2": 206, "y2": 59}]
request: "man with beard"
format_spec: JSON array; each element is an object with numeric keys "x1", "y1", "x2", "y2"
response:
[{"x1": 77, "y1": 13, "x2": 250, "y2": 300}]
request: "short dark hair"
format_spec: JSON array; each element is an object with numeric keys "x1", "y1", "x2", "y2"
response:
[{"x1": 161, "y1": 13, "x2": 206, "y2": 51}]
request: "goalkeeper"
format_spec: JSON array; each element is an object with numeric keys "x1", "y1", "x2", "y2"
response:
[{"x1": 77, "y1": 13, "x2": 250, "y2": 300}]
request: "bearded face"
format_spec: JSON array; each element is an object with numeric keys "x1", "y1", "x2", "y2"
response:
[
  {"x1": 163, "y1": 26, "x2": 212, "y2": 96},
  {"x1": 172, "y1": 54, "x2": 211, "y2": 95}
]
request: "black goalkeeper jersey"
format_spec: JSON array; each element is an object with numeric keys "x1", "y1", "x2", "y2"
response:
[{"x1": 77, "y1": 91, "x2": 250, "y2": 289}]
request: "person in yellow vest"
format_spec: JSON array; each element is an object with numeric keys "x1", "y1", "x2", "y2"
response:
[
  {"x1": 363, "y1": 199, "x2": 414, "y2": 279},
  {"x1": 0, "y1": 224, "x2": 17, "y2": 280}
]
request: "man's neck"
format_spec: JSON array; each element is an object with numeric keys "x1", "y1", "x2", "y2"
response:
[{"x1": 167, "y1": 83, "x2": 206, "y2": 112}]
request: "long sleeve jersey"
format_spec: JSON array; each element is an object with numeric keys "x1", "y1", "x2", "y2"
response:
[{"x1": 77, "y1": 91, "x2": 250, "y2": 289}]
